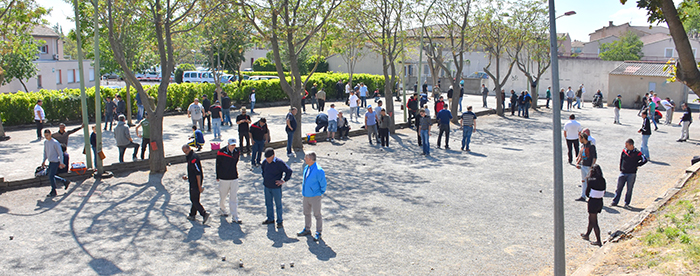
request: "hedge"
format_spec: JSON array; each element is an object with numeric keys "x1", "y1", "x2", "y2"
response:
[{"x1": 0, "y1": 73, "x2": 388, "y2": 126}]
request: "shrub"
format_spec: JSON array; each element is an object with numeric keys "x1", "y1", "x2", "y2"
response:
[
  {"x1": 307, "y1": 55, "x2": 329, "y2": 73},
  {"x1": 252, "y1": 58, "x2": 276, "y2": 71}
]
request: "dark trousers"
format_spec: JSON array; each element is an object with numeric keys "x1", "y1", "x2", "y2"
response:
[
  {"x1": 204, "y1": 114, "x2": 211, "y2": 131},
  {"x1": 510, "y1": 102, "x2": 517, "y2": 115},
  {"x1": 415, "y1": 119, "x2": 422, "y2": 146},
  {"x1": 251, "y1": 140, "x2": 264, "y2": 166},
  {"x1": 118, "y1": 141, "x2": 140, "y2": 163},
  {"x1": 613, "y1": 173, "x2": 637, "y2": 205},
  {"x1": 379, "y1": 128, "x2": 389, "y2": 146},
  {"x1": 437, "y1": 124, "x2": 449, "y2": 147},
  {"x1": 140, "y1": 138, "x2": 150, "y2": 159},
  {"x1": 408, "y1": 110, "x2": 416, "y2": 126},
  {"x1": 315, "y1": 123, "x2": 328, "y2": 133},
  {"x1": 189, "y1": 187, "x2": 206, "y2": 217},
  {"x1": 47, "y1": 161, "x2": 59, "y2": 193},
  {"x1": 239, "y1": 131, "x2": 250, "y2": 152},
  {"x1": 318, "y1": 99, "x2": 325, "y2": 111},
  {"x1": 301, "y1": 98, "x2": 306, "y2": 112},
  {"x1": 36, "y1": 120, "x2": 43, "y2": 139},
  {"x1": 338, "y1": 127, "x2": 349, "y2": 138},
  {"x1": 566, "y1": 139, "x2": 580, "y2": 163},
  {"x1": 104, "y1": 113, "x2": 114, "y2": 130}
]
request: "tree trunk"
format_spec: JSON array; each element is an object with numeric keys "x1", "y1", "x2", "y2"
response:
[
  {"x1": 384, "y1": 63, "x2": 396, "y2": 133},
  {"x1": 450, "y1": 79, "x2": 461, "y2": 124},
  {"x1": 661, "y1": 0, "x2": 700, "y2": 96},
  {"x1": 0, "y1": 116, "x2": 6, "y2": 138},
  {"x1": 148, "y1": 111, "x2": 166, "y2": 173},
  {"x1": 19, "y1": 79, "x2": 28, "y2": 92},
  {"x1": 530, "y1": 80, "x2": 538, "y2": 110},
  {"x1": 126, "y1": 80, "x2": 132, "y2": 125}
]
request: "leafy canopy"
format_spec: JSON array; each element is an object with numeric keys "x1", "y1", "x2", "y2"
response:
[{"x1": 599, "y1": 32, "x2": 645, "y2": 61}]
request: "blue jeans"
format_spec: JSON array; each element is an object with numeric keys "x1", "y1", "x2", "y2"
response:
[
  {"x1": 420, "y1": 130, "x2": 430, "y2": 155},
  {"x1": 613, "y1": 173, "x2": 637, "y2": 205},
  {"x1": 560, "y1": 99, "x2": 565, "y2": 110},
  {"x1": 222, "y1": 108, "x2": 232, "y2": 125},
  {"x1": 574, "y1": 97, "x2": 581, "y2": 108},
  {"x1": 524, "y1": 103, "x2": 531, "y2": 117},
  {"x1": 264, "y1": 187, "x2": 283, "y2": 222},
  {"x1": 137, "y1": 104, "x2": 144, "y2": 121},
  {"x1": 580, "y1": 165, "x2": 591, "y2": 198},
  {"x1": 286, "y1": 130, "x2": 294, "y2": 154},
  {"x1": 360, "y1": 96, "x2": 367, "y2": 107},
  {"x1": 462, "y1": 126, "x2": 473, "y2": 150},
  {"x1": 459, "y1": 97, "x2": 463, "y2": 112},
  {"x1": 650, "y1": 112, "x2": 658, "y2": 129},
  {"x1": 251, "y1": 140, "x2": 264, "y2": 166},
  {"x1": 47, "y1": 162, "x2": 59, "y2": 192},
  {"x1": 251, "y1": 102, "x2": 255, "y2": 113},
  {"x1": 91, "y1": 146, "x2": 98, "y2": 166},
  {"x1": 641, "y1": 135, "x2": 650, "y2": 159},
  {"x1": 212, "y1": 118, "x2": 221, "y2": 138}
]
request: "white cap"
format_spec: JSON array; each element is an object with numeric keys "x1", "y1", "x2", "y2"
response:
[{"x1": 228, "y1": 138, "x2": 237, "y2": 145}]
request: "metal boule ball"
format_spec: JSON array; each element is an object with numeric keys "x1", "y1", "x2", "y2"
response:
[
  {"x1": 221, "y1": 256, "x2": 226, "y2": 261},
  {"x1": 239, "y1": 259, "x2": 243, "y2": 267},
  {"x1": 280, "y1": 263, "x2": 285, "y2": 269},
  {"x1": 290, "y1": 261, "x2": 294, "y2": 267},
  {"x1": 9, "y1": 236, "x2": 13, "y2": 240}
]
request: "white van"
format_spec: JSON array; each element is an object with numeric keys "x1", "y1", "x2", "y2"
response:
[
  {"x1": 248, "y1": 75, "x2": 280, "y2": 81},
  {"x1": 182, "y1": 71, "x2": 216, "y2": 83}
]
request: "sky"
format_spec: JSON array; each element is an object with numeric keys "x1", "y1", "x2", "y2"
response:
[{"x1": 38, "y1": 0, "x2": 681, "y2": 42}]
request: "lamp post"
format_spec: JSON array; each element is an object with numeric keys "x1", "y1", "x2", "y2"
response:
[{"x1": 548, "y1": 4, "x2": 575, "y2": 275}]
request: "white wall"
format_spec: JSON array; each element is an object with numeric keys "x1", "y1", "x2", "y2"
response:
[
  {"x1": 241, "y1": 49, "x2": 270, "y2": 70},
  {"x1": 0, "y1": 60, "x2": 95, "y2": 93}
]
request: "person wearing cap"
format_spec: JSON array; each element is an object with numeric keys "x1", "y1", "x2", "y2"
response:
[
  {"x1": 202, "y1": 94, "x2": 211, "y2": 132},
  {"x1": 297, "y1": 151, "x2": 326, "y2": 241},
  {"x1": 209, "y1": 100, "x2": 223, "y2": 140},
  {"x1": 187, "y1": 98, "x2": 205, "y2": 132},
  {"x1": 436, "y1": 103, "x2": 452, "y2": 149},
  {"x1": 216, "y1": 138, "x2": 242, "y2": 222},
  {"x1": 249, "y1": 118, "x2": 270, "y2": 167},
  {"x1": 285, "y1": 107, "x2": 298, "y2": 156},
  {"x1": 52, "y1": 123, "x2": 84, "y2": 148},
  {"x1": 34, "y1": 99, "x2": 46, "y2": 139},
  {"x1": 182, "y1": 144, "x2": 210, "y2": 224},
  {"x1": 261, "y1": 148, "x2": 293, "y2": 228},
  {"x1": 365, "y1": 105, "x2": 379, "y2": 145},
  {"x1": 236, "y1": 107, "x2": 251, "y2": 152},
  {"x1": 612, "y1": 95, "x2": 622, "y2": 124},
  {"x1": 116, "y1": 95, "x2": 126, "y2": 116},
  {"x1": 135, "y1": 113, "x2": 151, "y2": 159}
]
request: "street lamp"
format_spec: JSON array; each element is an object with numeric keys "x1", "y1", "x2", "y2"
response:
[
  {"x1": 548, "y1": 5, "x2": 576, "y2": 276},
  {"x1": 191, "y1": 49, "x2": 196, "y2": 68}
]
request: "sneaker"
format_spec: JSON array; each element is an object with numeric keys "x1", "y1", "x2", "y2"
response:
[
  {"x1": 276, "y1": 222, "x2": 284, "y2": 228},
  {"x1": 203, "y1": 213, "x2": 211, "y2": 224},
  {"x1": 610, "y1": 202, "x2": 618, "y2": 207},
  {"x1": 63, "y1": 180, "x2": 71, "y2": 190},
  {"x1": 445, "y1": 146, "x2": 450, "y2": 149},
  {"x1": 313, "y1": 232, "x2": 322, "y2": 241},
  {"x1": 187, "y1": 215, "x2": 196, "y2": 221},
  {"x1": 221, "y1": 212, "x2": 229, "y2": 217},
  {"x1": 297, "y1": 229, "x2": 311, "y2": 236},
  {"x1": 46, "y1": 191, "x2": 57, "y2": 198},
  {"x1": 262, "y1": 220, "x2": 275, "y2": 225},
  {"x1": 574, "y1": 197, "x2": 586, "y2": 202},
  {"x1": 233, "y1": 219, "x2": 242, "y2": 224},
  {"x1": 623, "y1": 204, "x2": 630, "y2": 209},
  {"x1": 287, "y1": 153, "x2": 294, "y2": 157}
]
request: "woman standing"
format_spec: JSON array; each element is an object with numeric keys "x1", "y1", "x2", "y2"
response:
[{"x1": 581, "y1": 164, "x2": 606, "y2": 246}]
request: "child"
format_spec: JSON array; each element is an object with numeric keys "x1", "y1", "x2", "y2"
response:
[{"x1": 581, "y1": 164, "x2": 605, "y2": 246}]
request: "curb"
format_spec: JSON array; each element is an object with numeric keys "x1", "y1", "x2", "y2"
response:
[
  {"x1": 0, "y1": 108, "x2": 498, "y2": 192},
  {"x1": 571, "y1": 161, "x2": 700, "y2": 276}
]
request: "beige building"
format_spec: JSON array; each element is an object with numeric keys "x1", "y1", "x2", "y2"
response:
[
  {"x1": 607, "y1": 61, "x2": 689, "y2": 110},
  {"x1": 0, "y1": 25, "x2": 95, "y2": 93}
]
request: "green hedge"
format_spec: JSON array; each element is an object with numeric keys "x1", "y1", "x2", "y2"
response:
[
  {"x1": 240, "y1": 71, "x2": 290, "y2": 77},
  {"x1": 0, "y1": 73, "x2": 387, "y2": 126}
]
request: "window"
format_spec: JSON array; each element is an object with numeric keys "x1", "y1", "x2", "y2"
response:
[
  {"x1": 664, "y1": 48, "x2": 674, "y2": 58},
  {"x1": 38, "y1": 45, "x2": 48, "y2": 54},
  {"x1": 408, "y1": 65, "x2": 413, "y2": 76},
  {"x1": 76, "y1": 70, "x2": 80, "y2": 82},
  {"x1": 56, "y1": 70, "x2": 62, "y2": 84},
  {"x1": 423, "y1": 65, "x2": 429, "y2": 76},
  {"x1": 89, "y1": 69, "x2": 95, "y2": 81},
  {"x1": 37, "y1": 75, "x2": 43, "y2": 89},
  {"x1": 68, "y1": 69, "x2": 75, "y2": 83},
  {"x1": 184, "y1": 72, "x2": 190, "y2": 78}
]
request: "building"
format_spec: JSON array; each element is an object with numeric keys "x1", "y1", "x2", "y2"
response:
[
  {"x1": 0, "y1": 25, "x2": 94, "y2": 93},
  {"x1": 607, "y1": 61, "x2": 689, "y2": 110}
]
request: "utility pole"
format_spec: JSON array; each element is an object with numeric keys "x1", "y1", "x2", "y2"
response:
[
  {"x1": 74, "y1": 0, "x2": 93, "y2": 169},
  {"x1": 93, "y1": 0, "x2": 103, "y2": 173}
]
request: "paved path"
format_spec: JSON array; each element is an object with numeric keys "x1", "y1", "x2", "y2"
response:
[
  {"x1": 1, "y1": 104, "x2": 697, "y2": 274},
  {"x1": 0, "y1": 94, "x2": 522, "y2": 181}
]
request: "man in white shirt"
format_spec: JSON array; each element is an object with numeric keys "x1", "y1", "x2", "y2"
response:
[
  {"x1": 349, "y1": 91, "x2": 360, "y2": 121},
  {"x1": 661, "y1": 97, "x2": 675, "y2": 125},
  {"x1": 188, "y1": 98, "x2": 205, "y2": 131},
  {"x1": 250, "y1": 89, "x2": 257, "y2": 113},
  {"x1": 579, "y1": 84, "x2": 586, "y2": 108},
  {"x1": 563, "y1": 114, "x2": 582, "y2": 164},
  {"x1": 327, "y1": 104, "x2": 338, "y2": 141},
  {"x1": 34, "y1": 99, "x2": 46, "y2": 140}
]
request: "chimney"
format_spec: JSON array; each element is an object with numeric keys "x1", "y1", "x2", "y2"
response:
[{"x1": 608, "y1": 21, "x2": 613, "y2": 27}]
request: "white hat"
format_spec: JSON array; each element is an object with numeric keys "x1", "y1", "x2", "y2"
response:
[{"x1": 228, "y1": 138, "x2": 237, "y2": 145}]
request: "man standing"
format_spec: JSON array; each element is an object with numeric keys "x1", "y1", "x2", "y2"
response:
[
  {"x1": 261, "y1": 148, "x2": 292, "y2": 228},
  {"x1": 545, "y1": 86, "x2": 551, "y2": 109},
  {"x1": 378, "y1": 109, "x2": 391, "y2": 147},
  {"x1": 309, "y1": 83, "x2": 318, "y2": 110},
  {"x1": 103, "y1": 97, "x2": 116, "y2": 131},
  {"x1": 365, "y1": 105, "x2": 379, "y2": 145},
  {"x1": 422, "y1": 81, "x2": 428, "y2": 95},
  {"x1": 135, "y1": 113, "x2": 151, "y2": 160},
  {"x1": 662, "y1": 97, "x2": 675, "y2": 125},
  {"x1": 407, "y1": 94, "x2": 419, "y2": 127},
  {"x1": 236, "y1": 108, "x2": 252, "y2": 152},
  {"x1": 612, "y1": 139, "x2": 647, "y2": 207},
  {"x1": 349, "y1": 91, "x2": 360, "y2": 120},
  {"x1": 136, "y1": 91, "x2": 144, "y2": 122},
  {"x1": 436, "y1": 103, "x2": 452, "y2": 149},
  {"x1": 327, "y1": 104, "x2": 338, "y2": 141},
  {"x1": 297, "y1": 151, "x2": 326, "y2": 242},
  {"x1": 34, "y1": 99, "x2": 46, "y2": 140},
  {"x1": 285, "y1": 107, "x2": 298, "y2": 156},
  {"x1": 202, "y1": 94, "x2": 211, "y2": 132},
  {"x1": 559, "y1": 89, "x2": 565, "y2": 111},
  {"x1": 575, "y1": 132, "x2": 596, "y2": 202},
  {"x1": 460, "y1": 106, "x2": 477, "y2": 152},
  {"x1": 564, "y1": 114, "x2": 582, "y2": 164},
  {"x1": 116, "y1": 95, "x2": 126, "y2": 116},
  {"x1": 209, "y1": 101, "x2": 223, "y2": 140},
  {"x1": 639, "y1": 111, "x2": 652, "y2": 159},
  {"x1": 221, "y1": 92, "x2": 233, "y2": 126},
  {"x1": 336, "y1": 79, "x2": 344, "y2": 101},
  {"x1": 510, "y1": 90, "x2": 518, "y2": 116},
  {"x1": 458, "y1": 84, "x2": 465, "y2": 112},
  {"x1": 648, "y1": 97, "x2": 659, "y2": 131},
  {"x1": 187, "y1": 98, "x2": 204, "y2": 131},
  {"x1": 317, "y1": 88, "x2": 326, "y2": 112},
  {"x1": 249, "y1": 118, "x2": 270, "y2": 167},
  {"x1": 250, "y1": 89, "x2": 256, "y2": 114},
  {"x1": 612, "y1": 95, "x2": 622, "y2": 124},
  {"x1": 182, "y1": 144, "x2": 210, "y2": 224},
  {"x1": 418, "y1": 109, "x2": 432, "y2": 156},
  {"x1": 337, "y1": 112, "x2": 350, "y2": 140},
  {"x1": 481, "y1": 84, "x2": 489, "y2": 108},
  {"x1": 566, "y1": 87, "x2": 575, "y2": 111},
  {"x1": 574, "y1": 86, "x2": 583, "y2": 109},
  {"x1": 359, "y1": 83, "x2": 368, "y2": 108},
  {"x1": 523, "y1": 91, "x2": 532, "y2": 118},
  {"x1": 52, "y1": 123, "x2": 84, "y2": 147},
  {"x1": 216, "y1": 139, "x2": 242, "y2": 223},
  {"x1": 678, "y1": 102, "x2": 692, "y2": 142},
  {"x1": 115, "y1": 115, "x2": 140, "y2": 162},
  {"x1": 42, "y1": 129, "x2": 67, "y2": 197}
]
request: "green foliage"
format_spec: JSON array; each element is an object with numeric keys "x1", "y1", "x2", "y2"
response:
[
  {"x1": 599, "y1": 32, "x2": 645, "y2": 61},
  {"x1": 0, "y1": 0, "x2": 49, "y2": 90},
  {"x1": 253, "y1": 58, "x2": 276, "y2": 71},
  {"x1": 0, "y1": 73, "x2": 385, "y2": 126},
  {"x1": 175, "y1": 63, "x2": 196, "y2": 84},
  {"x1": 679, "y1": 0, "x2": 700, "y2": 36},
  {"x1": 307, "y1": 55, "x2": 329, "y2": 73},
  {"x1": 241, "y1": 71, "x2": 290, "y2": 76},
  {"x1": 200, "y1": 5, "x2": 251, "y2": 83}
]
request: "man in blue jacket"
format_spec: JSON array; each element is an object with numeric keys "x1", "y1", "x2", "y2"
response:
[
  {"x1": 261, "y1": 148, "x2": 293, "y2": 228},
  {"x1": 297, "y1": 151, "x2": 327, "y2": 241}
]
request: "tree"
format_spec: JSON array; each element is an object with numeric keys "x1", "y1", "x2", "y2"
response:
[
  {"x1": 598, "y1": 31, "x2": 644, "y2": 61},
  {"x1": 175, "y1": 63, "x2": 195, "y2": 83},
  {"x1": 512, "y1": 0, "x2": 550, "y2": 109},
  {"x1": 678, "y1": 0, "x2": 700, "y2": 36},
  {"x1": 0, "y1": 0, "x2": 48, "y2": 92},
  {"x1": 329, "y1": 4, "x2": 367, "y2": 88},
  {"x1": 476, "y1": 2, "x2": 519, "y2": 116},
  {"x1": 355, "y1": 0, "x2": 406, "y2": 132},
  {"x1": 622, "y1": 0, "x2": 700, "y2": 97},
  {"x1": 239, "y1": 0, "x2": 342, "y2": 149},
  {"x1": 253, "y1": 57, "x2": 275, "y2": 71},
  {"x1": 103, "y1": 0, "x2": 221, "y2": 173}
]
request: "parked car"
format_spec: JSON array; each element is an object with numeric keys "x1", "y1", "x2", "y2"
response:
[
  {"x1": 248, "y1": 75, "x2": 280, "y2": 81},
  {"x1": 467, "y1": 72, "x2": 489, "y2": 80},
  {"x1": 182, "y1": 71, "x2": 216, "y2": 83},
  {"x1": 242, "y1": 68, "x2": 253, "y2": 72}
]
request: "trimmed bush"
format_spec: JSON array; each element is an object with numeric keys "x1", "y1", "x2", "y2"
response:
[{"x1": 252, "y1": 58, "x2": 276, "y2": 71}]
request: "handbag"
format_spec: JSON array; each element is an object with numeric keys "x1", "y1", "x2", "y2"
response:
[{"x1": 211, "y1": 142, "x2": 221, "y2": 150}]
